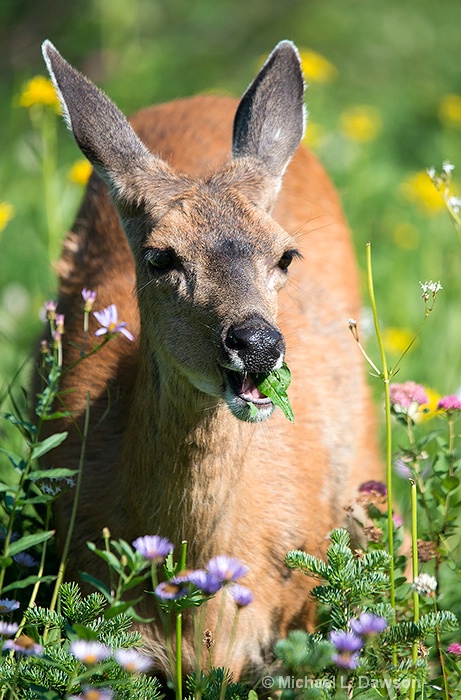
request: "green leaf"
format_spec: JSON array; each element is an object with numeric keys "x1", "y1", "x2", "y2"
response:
[
  {"x1": 87, "y1": 541, "x2": 124, "y2": 572},
  {"x1": 29, "y1": 467, "x2": 78, "y2": 481},
  {"x1": 2, "y1": 574, "x2": 56, "y2": 592},
  {"x1": 254, "y1": 362, "x2": 294, "y2": 422},
  {"x1": 68, "y1": 623, "x2": 99, "y2": 641},
  {"x1": 442, "y1": 475, "x2": 459, "y2": 491},
  {"x1": 103, "y1": 598, "x2": 143, "y2": 619},
  {"x1": 0, "y1": 447, "x2": 26, "y2": 472},
  {"x1": 8, "y1": 530, "x2": 55, "y2": 556},
  {"x1": 79, "y1": 571, "x2": 112, "y2": 599},
  {"x1": 31, "y1": 432, "x2": 68, "y2": 460}
]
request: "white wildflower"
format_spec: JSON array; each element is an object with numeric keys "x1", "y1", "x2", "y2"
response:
[
  {"x1": 412, "y1": 573, "x2": 437, "y2": 597},
  {"x1": 420, "y1": 280, "x2": 443, "y2": 298},
  {"x1": 449, "y1": 196, "x2": 461, "y2": 214},
  {"x1": 427, "y1": 166, "x2": 436, "y2": 179},
  {"x1": 442, "y1": 160, "x2": 455, "y2": 175}
]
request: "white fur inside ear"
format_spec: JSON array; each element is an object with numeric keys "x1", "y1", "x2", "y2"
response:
[{"x1": 41, "y1": 40, "x2": 73, "y2": 133}]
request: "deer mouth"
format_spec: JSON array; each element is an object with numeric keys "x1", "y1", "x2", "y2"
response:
[
  {"x1": 223, "y1": 369, "x2": 274, "y2": 422},
  {"x1": 226, "y1": 370, "x2": 271, "y2": 404}
]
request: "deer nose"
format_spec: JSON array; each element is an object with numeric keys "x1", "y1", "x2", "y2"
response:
[{"x1": 224, "y1": 316, "x2": 285, "y2": 372}]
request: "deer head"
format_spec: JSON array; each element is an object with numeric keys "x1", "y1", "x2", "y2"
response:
[{"x1": 42, "y1": 40, "x2": 305, "y2": 423}]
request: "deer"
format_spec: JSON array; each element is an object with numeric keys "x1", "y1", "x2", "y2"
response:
[{"x1": 39, "y1": 39, "x2": 382, "y2": 680}]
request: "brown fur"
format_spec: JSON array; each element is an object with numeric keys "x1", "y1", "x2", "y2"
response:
[{"x1": 38, "y1": 42, "x2": 382, "y2": 679}]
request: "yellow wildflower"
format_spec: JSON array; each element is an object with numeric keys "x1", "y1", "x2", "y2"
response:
[
  {"x1": 298, "y1": 48, "x2": 337, "y2": 83},
  {"x1": 68, "y1": 159, "x2": 93, "y2": 186},
  {"x1": 438, "y1": 94, "x2": 461, "y2": 127},
  {"x1": 415, "y1": 387, "x2": 441, "y2": 424},
  {"x1": 340, "y1": 106, "x2": 382, "y2": 143},
  {"x1": 382, "y1": 327, "x2": 415, "y2": 356},
  {"x1": 401, "y1": 171, "x2": 445, "y2": 214},
  {"x1": 0, "y1": 202, "x2": 15, "y2": 232},
  {"x1": 18, "y1": 76, "x2": 60, "y2": 112}
]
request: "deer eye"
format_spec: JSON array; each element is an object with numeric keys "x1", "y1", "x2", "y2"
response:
[
  {"x1": 278, "y1": 248, "x2": 301, "y2": 271},
  {"x1": 146, "y1": 248, "x2": 175, "y2": 272}
]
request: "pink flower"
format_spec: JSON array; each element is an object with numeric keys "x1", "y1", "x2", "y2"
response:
[
  {"x1": 447, "y1": 642, "x2": 461, "y2": 655},
  {"x1": 94, "y1": 304, "x2": 134, "y2": 341},
  {"x1": 390, "y1": 381, "x2": 428, "y2": 408},
  {"x1": 359, "y1": 481, "x2": 387, "y2": 497},
  {"x1": 437, "y1": 395, "x2": 461, "y2": 413}
]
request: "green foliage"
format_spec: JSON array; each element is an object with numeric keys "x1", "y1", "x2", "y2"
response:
[
  {"x1": 254, "y1": 362, "x2": 294, "y2": 423},
  {"x1": 186, "y1": 667, "x2": 250, "y2": 700},
  {"x1": 286, "y1": 530, "x2": 391, "y2": 630},
  {"x1": 0, "y1": 583, "x2": 161, "y2": 699}
]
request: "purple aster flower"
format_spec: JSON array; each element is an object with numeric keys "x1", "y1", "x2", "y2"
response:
[
  {"x1": 94, "y1": 304, "x2": 134, "y2": 341},
  {"x1": 69, "y1": 640, "x2": 110, "y2": 665},
  {"x1": 350, "y1": 613, "x2": 387, "y2": 639},
  {"x1": 229, "y1": 584, "x2": 254, "y2": 608},
  {"x1": 175, "y1": 569, "x2": 222, "y2": 594},
  {"x1": 0, "y1": 598, "x2": 20, "y2": 613},
  {"x1": 330, "y1": 630, "x2": 363, "y2": 670},
  {"x1": 82, "y1": 288, "x2": 97, "y2": 312},
  {"x1": 332, "y1": 650, "x2": 360, "y2": 670},
  {"x1": 0, "y1": 621, "x2": 19, "y2": 637},
  {"x1": 206, "y1": 555, "x2": 249, "y2": 584},
  {"x1": 155, "y1": 581, "x2": 188, "y2": 600},
  {"x1": 447, "y1": 642, "x2": 461, "y2": 655},
  {"x1": 330, "y1": 630, "x2": 364, "y2": 653},
  {"x1": 4, "y1": 635, "x2": 43, "y2": 656},
  {"x1": 114, "y1": 647, "x2": 153, "y2": 673},
  {"x1": 438, "y1": 395, "x2": 461, "y2": 413},
  {"x1": 132, "y1": 535, "x2": 173, "y2": 562},
  {"x1": 14, "y1": 551, "x2": 37, "y2": 568}
]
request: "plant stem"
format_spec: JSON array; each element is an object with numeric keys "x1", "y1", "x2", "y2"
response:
[
  {"x1": 176, "y1": 610, "x2": 183, "y2": 700},
  {"x1": 175, "y1": 541, "x2": 187, "y2": 700},
  {"x1": 365, "y1": 243, "x2": 396, "y2": 620},
  {"x1": 43, "y1": 392, "x2": 91, "y2": 643},
  {"x1": 434, "y1": 597, "x2": 451, "y2": 700},
  {"x1": 409, "y1": 479, "x2": 419, "y2": 700}
]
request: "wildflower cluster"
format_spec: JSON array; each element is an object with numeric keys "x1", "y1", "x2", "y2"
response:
[
  {"x1": 329, "y1": 614, "x2": 387, "y2": 670},
  {"x1": 154, "y1": 554, "x2": 252, "y2": 607}
]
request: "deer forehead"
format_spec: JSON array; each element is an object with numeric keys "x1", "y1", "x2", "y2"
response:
[{"x1": 143, "y1": 185, "x2": 293, "y2": 261}]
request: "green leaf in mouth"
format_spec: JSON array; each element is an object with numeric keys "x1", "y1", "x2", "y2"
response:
[{"x1": 254, "y1": 362, "x2": 294, "y2": 423}]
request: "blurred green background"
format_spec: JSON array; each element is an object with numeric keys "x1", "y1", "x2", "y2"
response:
[{"x1": 1, "y1": 0, "x2": 461, "y2": 403}]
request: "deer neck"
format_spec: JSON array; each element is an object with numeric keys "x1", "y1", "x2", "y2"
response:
[{"x1": 117, "y1": 342, "x2": 251, "y2": 555}]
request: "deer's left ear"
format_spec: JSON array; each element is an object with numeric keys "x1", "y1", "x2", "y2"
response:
[{"x1": 232, "y1": 41, "x2": 306, "y2": 182}]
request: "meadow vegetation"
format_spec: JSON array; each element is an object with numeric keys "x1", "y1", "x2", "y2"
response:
[{"x1": 1, "y1": 1, "x2": 461, "y2": 697}]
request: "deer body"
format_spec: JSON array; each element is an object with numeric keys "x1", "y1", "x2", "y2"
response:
[{"x1": 41, "y1": 42, "x2": 381, "y2": 678}]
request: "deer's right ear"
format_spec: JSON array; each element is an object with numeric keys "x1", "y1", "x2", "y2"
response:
[
  {"x1": 41, "y1": 40, "x2": 175, "y2": 202},
  {"x1": 232, "y1": 41, "x2": 305, "y2": 186}
]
